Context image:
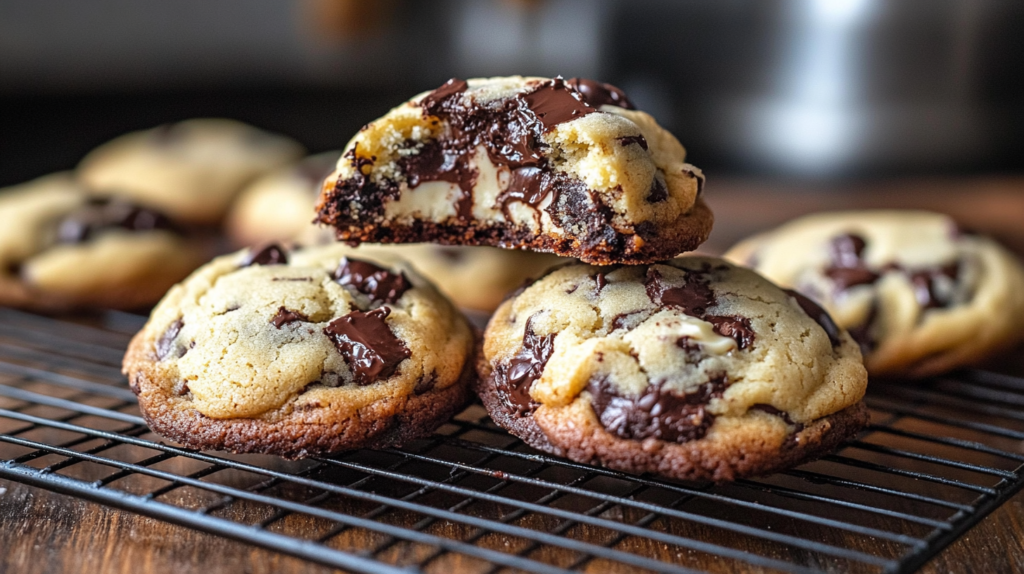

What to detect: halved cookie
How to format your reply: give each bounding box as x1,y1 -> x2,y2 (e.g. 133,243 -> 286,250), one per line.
123,243 -> 475,458
476,257 -> 868,482
315,76 -> 711,265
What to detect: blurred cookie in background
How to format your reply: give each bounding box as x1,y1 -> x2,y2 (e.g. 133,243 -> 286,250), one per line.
725,210 -> 1024,377
0,173 -> 209,311
79,119 -> 304,225
226,151 -> 340,247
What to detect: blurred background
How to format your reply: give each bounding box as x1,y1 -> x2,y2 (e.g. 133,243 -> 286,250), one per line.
2,0 -> 1024,248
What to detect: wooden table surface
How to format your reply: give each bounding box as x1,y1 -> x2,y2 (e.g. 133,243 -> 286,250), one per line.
3,177 -> 1024,573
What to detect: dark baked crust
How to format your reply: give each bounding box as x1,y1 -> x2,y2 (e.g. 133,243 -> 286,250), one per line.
316,197 -> 714,266
474,356 -> 869,482
124,329 -> 475,459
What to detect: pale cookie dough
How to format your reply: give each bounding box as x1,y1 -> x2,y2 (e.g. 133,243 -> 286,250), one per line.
476,257 -> 869,482
0,173 -> 207,311
226,151 -> 341,247
226,151 -> 568,312
725,210 -> 1024,377
123,242 -> 475,458
79,119 -> 304,225
315,76 -> 712,265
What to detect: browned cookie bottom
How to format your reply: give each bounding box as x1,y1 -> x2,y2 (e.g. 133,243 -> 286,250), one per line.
126,341 -> 474,459
474,358 -> 869,482
319,199 -> 714,266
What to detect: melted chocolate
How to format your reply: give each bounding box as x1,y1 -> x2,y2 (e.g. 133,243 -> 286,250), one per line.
414,371 -> 438,395
333,257 -> 411,304
645,177 -> 668,203
155,319 -> 184,361
644,266 -> 755,349
846,303 -> 878,355
565,78 -> 637,110
243,243 -> 288,266
323,307 -> 410,386
271,307 -> 308,329
824,233 -> 879,291
57,198 -> 176,244
587,374 -> 728,443
783,289 -> 842,347
616,135 -> 648,150
909,262 -> 960,309
750,404 -> 803,430
420,78 -> 468,110
493,315 -> 556,416
521,79 -> 595,129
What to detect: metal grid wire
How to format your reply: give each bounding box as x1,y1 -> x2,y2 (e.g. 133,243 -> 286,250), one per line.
1,307 -> 1024,573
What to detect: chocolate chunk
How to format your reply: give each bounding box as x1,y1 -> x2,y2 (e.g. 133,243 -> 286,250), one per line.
825,233 -> 879,291
645,176 -> 668,203
587,374 -> 728,443
243,243 -> 288,266
420,78 -> 469,111
333,257 -> 411,304
565,78 -> 637,110
56,198 -> 176,244
594,271 -> 611,293
611,310 -> 648,331
521,78 -> 595,130
909,262 -> 960,310
675,336 -> 704,362
414,371 -> 438,395
616,135 -> 648,150
846,303 -> 878,355
493,315 -> 556,417
645,266 -> 755,349
397,139 -> 478,220
324,307 -> 410,386
271,307 -> 308,329
155,318 -> 184,361
784,289 -> 842,347
750,404 -> 803,431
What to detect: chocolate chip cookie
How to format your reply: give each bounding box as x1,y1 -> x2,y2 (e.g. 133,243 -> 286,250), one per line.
79,119 -> 304,225
476,257 -> 869,482
315,76 -> 711,265
226,151 -> 341,247
725,210 -> 1024,377
0,173 -> 207,311
122,243 -> 476,458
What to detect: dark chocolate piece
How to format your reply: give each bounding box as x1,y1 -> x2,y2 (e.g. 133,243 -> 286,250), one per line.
824,233 -> 880,291
56,197 -> 176,244
909,262 -> 960,310
420,78 -> 468,111
750,404 -> 803,431
414,371 -> 438,395
646,176 -> 668,203
493,315 -> 556,417
587,374 -> 728,443
155,319 -> 184,361
784,289 -> 842,347
616,135 -> 648,150
333,257 -> 411,304
521,79 -> 595,130
271,307 -> 309,329
243,243 -> 288,266
323,307 -> 410,386
645,266 -> 755,350
565,77 -> 637,110
846,303 -> 878,355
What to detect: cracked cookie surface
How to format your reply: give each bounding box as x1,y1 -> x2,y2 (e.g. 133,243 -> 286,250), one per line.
725,211 -> 1024,377
315,76 -> 711,265
0,173 -> 207,311
79,118 -> 304,225
122,242 -> 475,457
476,257 -> 868,481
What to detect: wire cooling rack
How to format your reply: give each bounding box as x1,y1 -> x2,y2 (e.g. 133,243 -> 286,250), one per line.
1,307 -> 1023,574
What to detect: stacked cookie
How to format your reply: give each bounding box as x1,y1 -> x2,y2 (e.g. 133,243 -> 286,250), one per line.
0,119 -> 303,311
119,75 -> 878,483
308,76 -> 871,481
